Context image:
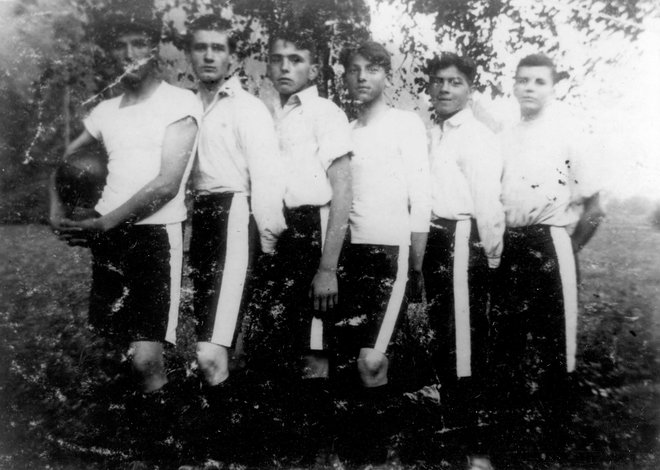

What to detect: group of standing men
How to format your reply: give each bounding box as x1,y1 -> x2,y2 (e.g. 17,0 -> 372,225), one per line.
50,11 -> 604,470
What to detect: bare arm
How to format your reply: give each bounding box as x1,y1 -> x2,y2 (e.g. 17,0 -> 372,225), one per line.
309,154 -> 352,313
61,117 -> 197,233
407,231 -> 428,303
571,193 -> 604,253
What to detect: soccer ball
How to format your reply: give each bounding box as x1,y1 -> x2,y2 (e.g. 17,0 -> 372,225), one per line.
55,146 -> 108,219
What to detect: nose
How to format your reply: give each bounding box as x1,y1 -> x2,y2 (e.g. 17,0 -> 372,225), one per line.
126,44 -> 137,61
281,58 -> 291,72
203,46 -> 214,62
357,70 -> 366,82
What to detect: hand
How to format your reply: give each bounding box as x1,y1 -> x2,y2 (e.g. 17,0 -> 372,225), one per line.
51,212 -> 90,247
56,217 -> 107,247
309,268 -> 338,314
406,269 -> 424,303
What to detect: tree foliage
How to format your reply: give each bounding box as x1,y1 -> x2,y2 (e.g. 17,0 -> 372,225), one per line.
0,0 -> 657,223
377,0 -> 656,98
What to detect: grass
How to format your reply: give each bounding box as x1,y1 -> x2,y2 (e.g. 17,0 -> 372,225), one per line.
0,206 -> 658,469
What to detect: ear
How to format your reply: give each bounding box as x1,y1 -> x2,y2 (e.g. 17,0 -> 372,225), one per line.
308,63 -> 320,82
227,52 -> 238,73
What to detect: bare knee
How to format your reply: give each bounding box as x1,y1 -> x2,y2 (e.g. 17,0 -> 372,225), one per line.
129,341 -> 167,392
196,342 -> 229,385
357,347 -> 389,388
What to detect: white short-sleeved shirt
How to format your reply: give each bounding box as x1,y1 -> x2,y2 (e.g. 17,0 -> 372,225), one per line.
84,81 -> 201,225
428,108 -> 505,262
500,103 -> 599,228
271,86 -> 352,208
194,76 -> 287,252
350,108 -> 431,246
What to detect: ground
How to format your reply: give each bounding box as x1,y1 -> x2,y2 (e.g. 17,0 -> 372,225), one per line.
0,205 -> 658,469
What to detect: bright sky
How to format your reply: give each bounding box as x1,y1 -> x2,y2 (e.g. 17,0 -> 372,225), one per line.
367,0 -> 660,200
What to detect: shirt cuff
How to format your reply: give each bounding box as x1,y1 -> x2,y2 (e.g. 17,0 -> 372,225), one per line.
487,256 -> 501,269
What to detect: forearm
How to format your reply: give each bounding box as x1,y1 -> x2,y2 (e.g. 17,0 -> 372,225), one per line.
571,194 -> 605,252
410,231 -> 428,272
49,172 -> 67,221
96,179 -> 178,230
319,189 -> 351,271
319,158 -> 352,271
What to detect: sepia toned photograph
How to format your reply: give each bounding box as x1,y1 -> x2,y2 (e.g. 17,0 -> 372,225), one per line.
1,0 -> 658,469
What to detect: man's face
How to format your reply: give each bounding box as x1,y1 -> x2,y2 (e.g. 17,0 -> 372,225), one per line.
268,39 -> 319,98
110,31 -> 156,83
189,29 -> 234,84
345,53 -> 387,105
513,66 -> 555,117
428,65 -> 472,118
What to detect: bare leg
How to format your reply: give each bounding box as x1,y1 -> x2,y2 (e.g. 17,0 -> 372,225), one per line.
129,340 -> 168,393
357,347 -> 389,388
196,341 -> 230,386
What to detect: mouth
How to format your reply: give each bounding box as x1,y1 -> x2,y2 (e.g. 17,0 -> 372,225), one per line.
277,78 -> 293,85
201,66 -> 217,72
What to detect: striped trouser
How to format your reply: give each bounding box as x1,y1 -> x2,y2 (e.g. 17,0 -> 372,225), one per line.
492,224 -> 578,383
190,192 -> 259,347
422,218 -> 490,379
90,222 -> 183,344
337,243 -> 409,355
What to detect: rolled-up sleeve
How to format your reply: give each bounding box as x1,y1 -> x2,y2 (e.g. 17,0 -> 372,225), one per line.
316,103 -> 353,171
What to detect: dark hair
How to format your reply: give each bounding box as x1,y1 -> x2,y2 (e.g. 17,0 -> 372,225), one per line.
94,13 -> 162,49
426,52 -> 477,85
341,41 -> 391,73
186,15 -> 237,54
516,54 -> 558,83
268,27 -> 319,64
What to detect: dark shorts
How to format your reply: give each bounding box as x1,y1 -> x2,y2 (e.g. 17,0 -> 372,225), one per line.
266,205 -> 330,354
89,222 -> 183,344
336,243 -> 409,355
422,218 -> 490,380
190,193 -> 259,347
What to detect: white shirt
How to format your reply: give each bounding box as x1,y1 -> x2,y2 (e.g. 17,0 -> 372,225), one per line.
84,81 -> 201,225
350,108 -> 431,246
500,103 -> 599,228
194,76 -> 287,252
429,108 -> 505,263
271,86 -> 352,208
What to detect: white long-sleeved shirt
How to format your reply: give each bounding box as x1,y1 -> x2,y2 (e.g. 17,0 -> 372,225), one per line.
271,86 -> 353,209
194,76 -> 287,253
350,108 -> 431,246
500,103 -> 599,228
428,108 -> 505,264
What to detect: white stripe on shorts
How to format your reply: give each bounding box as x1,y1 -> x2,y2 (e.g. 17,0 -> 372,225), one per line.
453,219 -> 472,377
310,204 -> 330,351
550,226 -> 578,373
373,244 -> 409,354
165,223 -> 183,345
211,195 -> 251,347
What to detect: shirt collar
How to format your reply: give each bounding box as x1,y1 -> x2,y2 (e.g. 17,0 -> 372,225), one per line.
284,85 -> 318,107
215,75 -> 242,99
443,107 -> 473,129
